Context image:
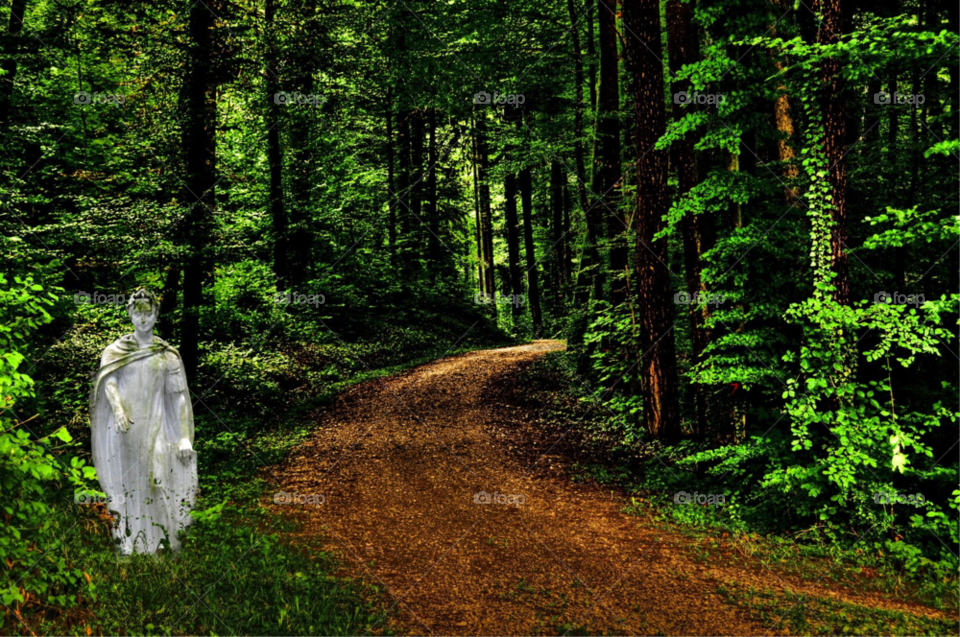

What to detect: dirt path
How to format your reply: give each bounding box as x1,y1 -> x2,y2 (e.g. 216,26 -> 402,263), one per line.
263,341 -> 944,636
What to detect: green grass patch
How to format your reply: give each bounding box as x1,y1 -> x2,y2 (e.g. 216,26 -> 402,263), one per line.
716,580 -> 959,636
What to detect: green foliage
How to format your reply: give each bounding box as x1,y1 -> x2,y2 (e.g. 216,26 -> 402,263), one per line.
0,274 -> 97,608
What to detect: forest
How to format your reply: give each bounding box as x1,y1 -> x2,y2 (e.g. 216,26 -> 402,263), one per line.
1,0 -> 958,634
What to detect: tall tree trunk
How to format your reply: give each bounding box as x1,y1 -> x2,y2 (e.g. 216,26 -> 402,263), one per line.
816,0 -> 850,305
180,0 -> 219,377
287,0 -> 316,283
550,160 -> 564,309
768,0 -> 799,203
471,112 -> 484,294
159,266 -> 181,340
475,109 -> 496,320
947,1 -> 959,138
622,0 -> 681,442
667,0 -> 712,437
0,0 -> 27,129
265,0 -> 287,285
520,164 -> 542,330
563,182 -> 572,286
566,0 -> 591,217
594,0 -> 624,304
504,170 -> 523,319
410,108 -> 425,264
427,107 -> 440,264
386,95 -> 397,263
397,108 -> 412,272
585,0 -> 597,111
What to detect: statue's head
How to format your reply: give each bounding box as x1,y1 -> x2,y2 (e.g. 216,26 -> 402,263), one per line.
126,287 -> 159,332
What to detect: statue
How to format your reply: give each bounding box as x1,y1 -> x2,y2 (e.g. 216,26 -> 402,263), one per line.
89,288 -> 198,554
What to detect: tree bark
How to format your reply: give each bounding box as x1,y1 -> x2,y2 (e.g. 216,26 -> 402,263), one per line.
667,0 -> 712,437
594,0 -> 625,304
471,111 -> 484,294
816,0 -> 851,305
475,109 -> 496,319
265,0 -> 287,285
504,170 -> 523,319
566,0 -> 591,223
427,107 -> 440,264
386,92 -> 397,264
622,0 -> 681,443
520,164 -> 542,330
180,0 -> 219,377
550,160 -> 564,308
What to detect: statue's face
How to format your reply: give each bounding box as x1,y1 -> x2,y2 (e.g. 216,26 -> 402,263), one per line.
129,304 -> 158,332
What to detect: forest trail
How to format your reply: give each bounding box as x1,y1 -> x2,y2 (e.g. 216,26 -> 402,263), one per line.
265,341 -> 943,636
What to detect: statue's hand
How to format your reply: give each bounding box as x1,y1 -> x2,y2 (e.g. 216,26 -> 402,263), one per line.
177,438 -> 194,463
114,408 -> 132,433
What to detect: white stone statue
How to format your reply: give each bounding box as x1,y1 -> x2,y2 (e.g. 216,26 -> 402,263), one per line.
89,288 -> 198,554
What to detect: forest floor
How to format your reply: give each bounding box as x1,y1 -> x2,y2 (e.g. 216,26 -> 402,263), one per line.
264,340 -> 956,636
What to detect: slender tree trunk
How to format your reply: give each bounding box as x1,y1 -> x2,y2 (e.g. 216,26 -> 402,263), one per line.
471,112 -> 484,294
520,164 -> 542,330
948,1 -> 959,138
768,0 -> 799,203
410,108 -> 425,261
180,0 -> 218,377
159,266 -> 181,340
622,0 -> 681,443
386,106 -> 397,265
265,0 -> 287,285
585,0 -> 597,111
550,160 -> 564,309
594,0 -> 624,304
667,0 -> 711,437
397,108 -> 412,270
287,0 -> 316,283
816,0 -> 850,305
427,108 -> 440,264
563,182 -> 572,286
475,110 -> 496,320
0,0 -> 27,129
566,0 -> 591,214
504,169 -> 523,319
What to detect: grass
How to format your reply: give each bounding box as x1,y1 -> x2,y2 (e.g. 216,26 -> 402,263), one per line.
716,580 -> 959,636
5,504 -> 385,636
621,496 -> 958,615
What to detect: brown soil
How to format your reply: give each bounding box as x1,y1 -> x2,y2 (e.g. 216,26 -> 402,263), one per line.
263,340 -> 952,636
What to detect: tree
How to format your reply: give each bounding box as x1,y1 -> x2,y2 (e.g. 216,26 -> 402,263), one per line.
622,0 -> 681,442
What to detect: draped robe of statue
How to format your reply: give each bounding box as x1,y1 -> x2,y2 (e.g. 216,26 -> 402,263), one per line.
90,334 -> 198,554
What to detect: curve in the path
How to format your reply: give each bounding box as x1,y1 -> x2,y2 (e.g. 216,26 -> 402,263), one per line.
267,340 -> 776,636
